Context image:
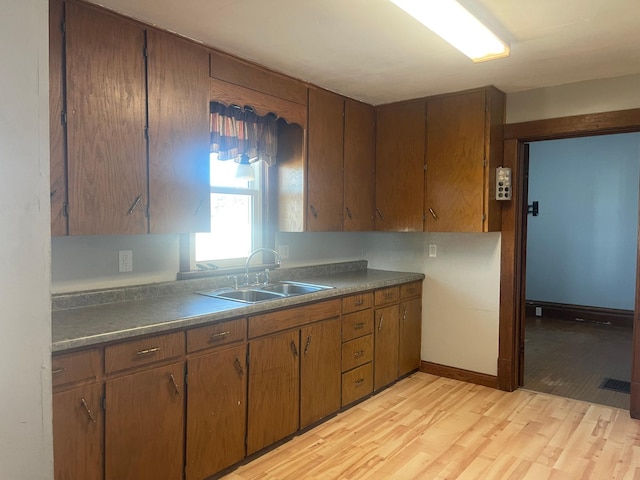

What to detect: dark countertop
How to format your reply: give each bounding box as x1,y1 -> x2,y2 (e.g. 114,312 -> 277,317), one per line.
52,268 -> 424,353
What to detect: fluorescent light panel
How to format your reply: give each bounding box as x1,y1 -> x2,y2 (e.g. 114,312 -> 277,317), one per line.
390,0 -> 510,62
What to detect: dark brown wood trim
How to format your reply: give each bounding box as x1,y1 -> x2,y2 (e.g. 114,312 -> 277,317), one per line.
525,301 -> 634,329
420,361 -> 497,389
504,108 -> 640,141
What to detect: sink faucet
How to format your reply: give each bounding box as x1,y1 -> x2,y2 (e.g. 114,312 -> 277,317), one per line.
244,248 -> 282,286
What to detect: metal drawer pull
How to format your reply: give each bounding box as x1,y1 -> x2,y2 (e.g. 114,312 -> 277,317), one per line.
136,347 -> 160,356
376,208 -> 384,220
234,357 -> 244,377
384,292 -> 393,298
354,300 -> 364,306
210,331 -> 230,340
291,341 -> 298,358
310,204 -> 318,218
346,207 -> 352,219
52,368 -> 66,375
127,194 -> 142,215
429,207 -> 439,220
378,315 -> 384,331
80,398 -> 97,424
354,322 -> 365,330
354,350 -> 365,358
169,374 -> 182,397
354,378 -> 365,385
304,335 -> 312,355
403,307 -> 407,321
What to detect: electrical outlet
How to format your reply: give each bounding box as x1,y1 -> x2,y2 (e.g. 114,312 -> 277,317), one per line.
428,244 -> 437,258
119,250 -> 133,273
535,306 -> 542,317
279,245 -> 289,259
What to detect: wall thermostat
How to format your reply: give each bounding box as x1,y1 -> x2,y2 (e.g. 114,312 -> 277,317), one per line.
496,167 -> 512,200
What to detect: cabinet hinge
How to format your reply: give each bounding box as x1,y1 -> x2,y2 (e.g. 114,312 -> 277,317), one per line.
144,125 -> 149,140
483,157 -> 487,168
60,111 -> 67,127
184,371 -> 188,386
62,202 -> 69,218
102,396 -> 106,411
143,46 -> 148,58
482,213 -> 486,222
60,20 -> 65,34
145,204 -> 150,219
246,350 -> 250,368
424,163 -> 427,172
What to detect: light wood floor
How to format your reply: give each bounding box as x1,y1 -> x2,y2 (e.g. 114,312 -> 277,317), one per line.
221,372 -> 640,480
524,317 -> 632,409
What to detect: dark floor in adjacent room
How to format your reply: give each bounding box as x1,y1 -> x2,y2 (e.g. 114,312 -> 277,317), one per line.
524,316 -> 632,409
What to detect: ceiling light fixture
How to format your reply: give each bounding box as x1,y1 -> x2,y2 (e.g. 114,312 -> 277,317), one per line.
235,154 -> 255,181
389,0 -> 510,62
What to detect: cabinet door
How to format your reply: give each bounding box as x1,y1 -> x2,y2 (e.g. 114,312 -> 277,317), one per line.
374,304 -> 400,390
344,99 -> 375,231
307,88 -> 344,231
49,0 -> 67,236
247,330 -> 299,455
300,317 -> 341,428
105,362 -> 184,480
53,384 -> 103,480
186,345 -> 247,480
399,297 -> 422,377
147,30 -> 211,234
375,101 -> 425,231
425,91 -> 486,232
65,2 -> 147,235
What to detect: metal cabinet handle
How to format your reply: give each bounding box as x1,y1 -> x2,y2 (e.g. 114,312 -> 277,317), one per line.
210,331 -> 230,341
354,299 -> 364,307
309,204 -> 318,218
169,374 -> 182,397
354,322 -> 365,330
50,189 -> 57,199
353,350 -> 365,358
127,194 -> 142,215
346,206 -> 352,219
234,357 -> 244,377
376,208 -> 384,220
378,314 -> 384,331
291,341 -> 298,358
52,368 -> 66,375
304,335 -> 312,355
136,347 -> 160,356
403,307 -> 407,321
428,207 -> 438,220
354,378 -> 365,385
80,398 -> 97,424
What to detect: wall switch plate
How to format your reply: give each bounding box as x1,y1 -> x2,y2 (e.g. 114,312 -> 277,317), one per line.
428,244 -> 437,258
535,306 -> 542,317
119,250 -> 133,272
278,245 -> 289,259
496,167 -> 512,200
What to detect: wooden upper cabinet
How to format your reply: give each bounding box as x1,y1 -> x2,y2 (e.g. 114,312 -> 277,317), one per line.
49,0 -> 67,237
147,30 -> 211,234
375,101 -> 426,232
65,2 -> 147,235
307,88 -> 345,231
425,87 -> 505,232
344,99 -> 375,231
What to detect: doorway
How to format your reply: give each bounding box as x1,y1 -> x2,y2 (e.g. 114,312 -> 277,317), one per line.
522,134 -> 640,409
496,108 -> 640,417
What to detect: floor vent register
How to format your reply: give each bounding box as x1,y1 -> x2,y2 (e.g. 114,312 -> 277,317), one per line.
600,378 -> 631,394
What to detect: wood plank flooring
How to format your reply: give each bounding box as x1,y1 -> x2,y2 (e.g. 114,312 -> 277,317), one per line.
221,373 -> 640,480
524,317 -> 632,409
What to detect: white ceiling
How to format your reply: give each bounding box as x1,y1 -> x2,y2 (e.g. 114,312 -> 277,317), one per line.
91,0 -> 640,105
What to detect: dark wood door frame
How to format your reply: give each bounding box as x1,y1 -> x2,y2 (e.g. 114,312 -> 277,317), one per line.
497,107 -> 640,417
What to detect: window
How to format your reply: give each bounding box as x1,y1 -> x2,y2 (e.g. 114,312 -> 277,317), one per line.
193,153 -> 264,269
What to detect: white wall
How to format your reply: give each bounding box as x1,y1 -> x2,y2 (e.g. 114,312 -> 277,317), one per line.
526,134 -> 640,310
0,0 -> 53,479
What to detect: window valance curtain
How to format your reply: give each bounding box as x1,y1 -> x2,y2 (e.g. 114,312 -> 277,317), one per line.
210,101 -> 278,166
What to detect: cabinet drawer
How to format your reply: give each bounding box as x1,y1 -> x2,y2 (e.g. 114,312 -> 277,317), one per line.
187,318 -> 246,353
375,286 -> 400,306
401,281 -> 422,299
105,331 -> 184,375
249,299 -> 340,338
342,310 -> 373,342
52,348 -> 101,388
342,335 -> 373,372
341,363 -> 373,407
342,292 -> 373,314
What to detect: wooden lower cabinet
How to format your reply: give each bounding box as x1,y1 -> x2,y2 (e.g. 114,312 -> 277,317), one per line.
105,362 -> 185,480
374,304 -> 400,390
300,317 -> 341,428
399,297 -> 422,377
247,330 -> 300,455
186,345 -> 247,480
53,383 -> 103,480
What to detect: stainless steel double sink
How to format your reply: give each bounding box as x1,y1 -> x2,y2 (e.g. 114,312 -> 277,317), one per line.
196,281 -> 334,304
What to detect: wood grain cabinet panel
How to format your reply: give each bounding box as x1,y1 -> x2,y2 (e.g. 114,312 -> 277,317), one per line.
53,383 -> 103,480
52,348 -> 101,388
104,331 -> 184,375
399,296 -> 422,377
342,292 -> 373,314
147,29 -> 211,234
342,363 -> 373,407
374,304 -> 400,390
186,318 -> 246,353
105,362 -> 185,480
425,87 -> 505,232
342,334 -> 374,372
342,309 -> 374,342
300,317 -> 341,428
65,2 -> 147,235
186,344 -> 247,480
307,87 -> 345,231
375,101 -> 426,232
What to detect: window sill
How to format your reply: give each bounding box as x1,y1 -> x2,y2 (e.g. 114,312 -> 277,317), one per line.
177,264 -> 280,281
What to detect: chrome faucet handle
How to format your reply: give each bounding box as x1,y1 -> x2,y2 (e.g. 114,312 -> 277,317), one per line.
228,275 -> 239,289
264,268 -> 270,285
